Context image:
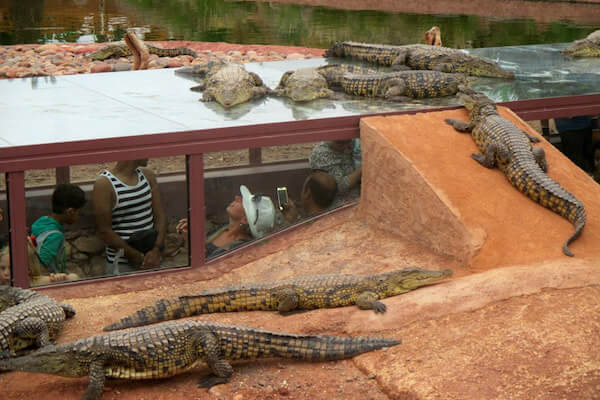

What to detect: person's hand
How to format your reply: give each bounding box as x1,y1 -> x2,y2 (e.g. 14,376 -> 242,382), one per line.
176,218 -> 188,234
141,247 -> 161,268
281,199 -> 299,223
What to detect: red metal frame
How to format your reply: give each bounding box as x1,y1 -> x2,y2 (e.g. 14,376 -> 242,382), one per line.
3,93 -> 599,289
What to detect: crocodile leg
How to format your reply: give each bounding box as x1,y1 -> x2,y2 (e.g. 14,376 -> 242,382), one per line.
390,50 -> 410,70
523,131 -> 541,143
356,291 -> 387,313
13,317 -> 51,347
275,288 -> 299,312
382,78 -> 412,102
60,303 -> 76,318
533,147 -> 548,172
445,118 -> 474,133
197,329 -> 234,389
249,71 -> 264,86
190,81 -> 206,92
83,360 -> 106,400
471,142 -> 507,169
201,89 -> 216,102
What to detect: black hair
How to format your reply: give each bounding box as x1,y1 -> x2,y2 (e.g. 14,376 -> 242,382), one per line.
52,184 -> 86,214
306,172 -> 337,208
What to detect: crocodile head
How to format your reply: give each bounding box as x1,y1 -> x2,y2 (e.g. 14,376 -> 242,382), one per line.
323,42 -> 345,58
0,285 -> 20,311
0,344 -> 86,377
276,68 -> 331,102
561,38 -> 600,57
456,86 -> 497,119
376,267 -> 453,296
464,58 -> 514,79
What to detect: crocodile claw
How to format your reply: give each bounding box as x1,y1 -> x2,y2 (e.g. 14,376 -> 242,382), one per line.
198,374 -> 230,389
373,301 -> 387,313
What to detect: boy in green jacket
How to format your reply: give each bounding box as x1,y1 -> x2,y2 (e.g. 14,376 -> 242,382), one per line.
31,183 -> 86,274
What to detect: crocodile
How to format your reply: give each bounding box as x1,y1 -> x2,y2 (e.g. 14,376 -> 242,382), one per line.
104,267 -> 452,331
87,42 -> 198,61
324,41 -> 514,79
337,70 -> 468,101
562,29 -> 600,57
0,285 -> 75,358
0,320 -> 401,399
176,61 -> 271,108
273,64 -> 377,102
445,86 -> 586,256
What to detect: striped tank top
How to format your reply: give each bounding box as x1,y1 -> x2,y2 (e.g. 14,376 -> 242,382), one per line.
101,168 -> 154,266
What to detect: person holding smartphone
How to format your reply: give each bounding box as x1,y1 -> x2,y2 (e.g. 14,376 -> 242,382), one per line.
280,171 -> 337,223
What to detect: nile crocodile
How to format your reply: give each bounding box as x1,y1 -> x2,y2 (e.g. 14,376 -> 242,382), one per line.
0,285 -> 75,358
445,86 -> 586,256
325,41 -> 514,79
176,61 -> 271,108
562,29 -> 600,57
337,70 -> 468,101
87,42 -> 198,61
104,267 -> 452,331
274,64 -> 377,102
0,320 -> 401,399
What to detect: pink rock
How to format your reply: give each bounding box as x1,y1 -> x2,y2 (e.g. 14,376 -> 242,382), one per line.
90,62 -> 112,73
285,53 -> 305,60
167,59 -> 183,68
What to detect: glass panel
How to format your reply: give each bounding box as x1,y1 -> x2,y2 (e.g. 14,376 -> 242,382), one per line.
205,150 -> 249,170
24,158 -> 188,286
203,142 -> 361,260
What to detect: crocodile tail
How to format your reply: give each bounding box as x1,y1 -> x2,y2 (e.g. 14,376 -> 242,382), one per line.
255,330 -> 401,361
563,204 -> 586,257
103,287 -> 275,331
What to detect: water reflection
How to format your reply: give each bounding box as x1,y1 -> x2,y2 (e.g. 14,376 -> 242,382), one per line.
1,0 -> 598,48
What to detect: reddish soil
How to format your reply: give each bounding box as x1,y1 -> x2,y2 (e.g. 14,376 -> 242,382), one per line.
1,42 -> 599,400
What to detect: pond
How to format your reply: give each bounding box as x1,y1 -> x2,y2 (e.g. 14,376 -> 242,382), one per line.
1,0 -> 599,48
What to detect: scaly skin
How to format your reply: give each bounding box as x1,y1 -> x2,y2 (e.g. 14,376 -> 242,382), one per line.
339,70 -> 468,100
104,267 -> 452,331
562,30 -> 600,57
0,285 -> 75,358
176,61 -> 271,108
274,64 -> 377,101
0,320 -> 401,399
325,41 -> 514,79
87,42 -> 198,60
445,87 -> 586,256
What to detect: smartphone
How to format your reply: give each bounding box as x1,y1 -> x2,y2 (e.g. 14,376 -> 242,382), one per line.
276,187 -> 288,211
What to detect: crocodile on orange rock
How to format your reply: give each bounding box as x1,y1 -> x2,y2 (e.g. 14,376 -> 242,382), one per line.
445,86 -> 586,256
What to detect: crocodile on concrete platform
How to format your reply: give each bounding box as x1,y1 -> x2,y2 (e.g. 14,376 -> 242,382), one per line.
337,70 -> 468,101
273,64 -> 377,102
445,86 -> 586,256
175,61 -> 271,108
104,267 -> 452,331
562,29 -> 600,57
0,320 -> 401,399
324,41 -> 514,79
0,285 -> 75,358
87,42 -> 198,61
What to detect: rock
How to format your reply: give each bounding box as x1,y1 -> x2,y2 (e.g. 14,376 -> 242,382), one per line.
285,53 -> 305,60
278,386 -> 290,396
233,394 -> 244,400
89,255 -> 107,277
72,235 -> 105,254
148,58 -> 169,69
167,58 -> 183,68
90,62 -> 112,73
113,62 -> 133,72
35,44 -> 58,53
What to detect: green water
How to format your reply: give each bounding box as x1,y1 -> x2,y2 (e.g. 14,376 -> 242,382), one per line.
1,0 -> 598,48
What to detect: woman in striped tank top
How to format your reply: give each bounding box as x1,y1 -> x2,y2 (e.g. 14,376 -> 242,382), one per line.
92,159 -> 167,275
